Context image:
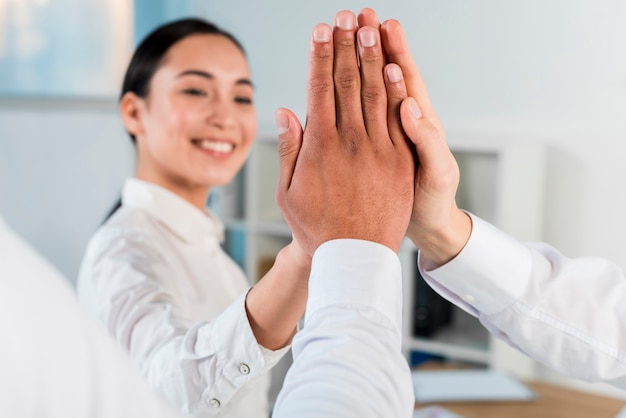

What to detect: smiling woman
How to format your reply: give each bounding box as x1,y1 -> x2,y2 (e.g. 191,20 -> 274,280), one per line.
76,18 -> 311,418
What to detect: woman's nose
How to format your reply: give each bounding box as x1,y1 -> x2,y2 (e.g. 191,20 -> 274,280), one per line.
206,97 -> 236,128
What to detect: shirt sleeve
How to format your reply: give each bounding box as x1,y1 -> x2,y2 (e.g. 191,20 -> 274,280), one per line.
419,212 -> 626,388
0,218 -> 183,418
77,229 -> 288,415
273,239 -> 415,418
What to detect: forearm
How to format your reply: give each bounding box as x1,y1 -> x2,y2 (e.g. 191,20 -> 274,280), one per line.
420,213 -> 626,386
245,242 -> 311,350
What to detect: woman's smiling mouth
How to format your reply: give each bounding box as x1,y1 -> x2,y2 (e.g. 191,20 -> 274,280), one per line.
192,139 -> 235,154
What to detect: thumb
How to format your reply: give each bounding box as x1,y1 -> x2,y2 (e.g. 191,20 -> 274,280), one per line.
275,108 -> 303,194
399,97 -> 423,147
400,97 -> 460,198
400,97 -> 447,167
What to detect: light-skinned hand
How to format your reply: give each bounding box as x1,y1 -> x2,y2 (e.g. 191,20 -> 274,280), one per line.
358,8 -> 472,266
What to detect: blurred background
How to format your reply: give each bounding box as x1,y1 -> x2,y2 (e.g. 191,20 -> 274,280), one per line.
2,0 -> 626,285
2,0 -> 626,401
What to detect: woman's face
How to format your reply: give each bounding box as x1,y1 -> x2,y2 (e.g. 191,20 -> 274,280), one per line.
127,34 -> 257,202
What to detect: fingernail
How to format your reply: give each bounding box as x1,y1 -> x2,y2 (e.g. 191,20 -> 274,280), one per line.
275,111 -> 290,135
312,24 -> 331,43
358,27 -> 376,48
386,65 -> 402,83
409,98 -> 422,119
335,11 -> 355,30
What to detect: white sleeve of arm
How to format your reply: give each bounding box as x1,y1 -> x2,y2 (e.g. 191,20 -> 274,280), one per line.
79,233 -> 288,415
0,218 -> 182,418
419,212 -> 626,388
273,239 -> 414,418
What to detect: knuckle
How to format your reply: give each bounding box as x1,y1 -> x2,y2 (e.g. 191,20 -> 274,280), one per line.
361,86 -> 385,106
340,126 -> 360,154
387,84 -> 406,102
360,50 -> 381,65
307,77 -> 333,96
277,137 -> 295,159
335,71 -> 359,91
336,36 -> 355,49
312,42 -> 332,61
423,121 -> 443,140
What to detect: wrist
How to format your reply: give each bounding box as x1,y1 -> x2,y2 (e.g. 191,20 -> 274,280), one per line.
276,241 -> 312,277
408,209 -> 472,267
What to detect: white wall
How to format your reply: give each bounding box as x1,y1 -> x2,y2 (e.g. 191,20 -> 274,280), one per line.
0,100 -> 134,283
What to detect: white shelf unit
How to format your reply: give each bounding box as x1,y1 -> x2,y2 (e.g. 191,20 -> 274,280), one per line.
243,134 -> 292,283
209,133 -> 292,283
213,131 -> 547,381
401,133 -> 547,380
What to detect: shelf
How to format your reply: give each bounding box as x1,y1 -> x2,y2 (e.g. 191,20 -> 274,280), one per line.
403,338 -> 490,365
248,140 -> 284,223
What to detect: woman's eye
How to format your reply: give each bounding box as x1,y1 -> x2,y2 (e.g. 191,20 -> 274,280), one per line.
182,88 -> 206,97
235,96 -> 253,105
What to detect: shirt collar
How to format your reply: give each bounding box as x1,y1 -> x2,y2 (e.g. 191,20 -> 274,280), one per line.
122,178 -> 225,243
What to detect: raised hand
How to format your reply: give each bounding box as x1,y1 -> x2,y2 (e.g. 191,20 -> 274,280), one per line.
275,10 -> 415,256
358,8 -> 472,265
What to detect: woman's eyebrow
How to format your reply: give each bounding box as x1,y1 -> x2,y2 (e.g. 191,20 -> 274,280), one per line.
177,70 -> 254,89
177,69 -> 214,80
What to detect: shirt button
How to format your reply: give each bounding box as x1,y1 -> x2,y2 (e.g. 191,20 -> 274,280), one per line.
462,294 -> 475,303
208,398 -> 221,408
239,363 -> 250,375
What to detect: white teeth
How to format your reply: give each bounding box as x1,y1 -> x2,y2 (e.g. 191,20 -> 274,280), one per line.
198,140 -> 234,153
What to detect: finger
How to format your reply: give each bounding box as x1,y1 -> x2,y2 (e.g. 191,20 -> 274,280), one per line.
357,26 -> 387,139
381,19 -> 436,117
306,23 -> 335,130
275,108 -> 304,194
357,7 -> 381,29
358,8 -> 387,65
332,10 -> 363,132
383,63 -> 409,147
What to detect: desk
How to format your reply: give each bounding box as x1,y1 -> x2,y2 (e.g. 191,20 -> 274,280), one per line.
414,362 -> 626,418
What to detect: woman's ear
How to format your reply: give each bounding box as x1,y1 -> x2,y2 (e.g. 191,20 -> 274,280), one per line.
120,92 -> 145,138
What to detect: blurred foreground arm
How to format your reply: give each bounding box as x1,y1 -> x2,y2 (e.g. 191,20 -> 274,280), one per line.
0,216 -> 182,418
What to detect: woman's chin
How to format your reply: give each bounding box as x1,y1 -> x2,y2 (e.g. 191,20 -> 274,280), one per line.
200,174 -> 236,189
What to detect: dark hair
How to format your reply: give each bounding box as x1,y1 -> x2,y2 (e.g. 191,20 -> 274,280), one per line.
104,18 -> 245,223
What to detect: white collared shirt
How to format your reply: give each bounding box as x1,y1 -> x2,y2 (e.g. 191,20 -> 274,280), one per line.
77,178 -> 289,417
420,212 -> 626,388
